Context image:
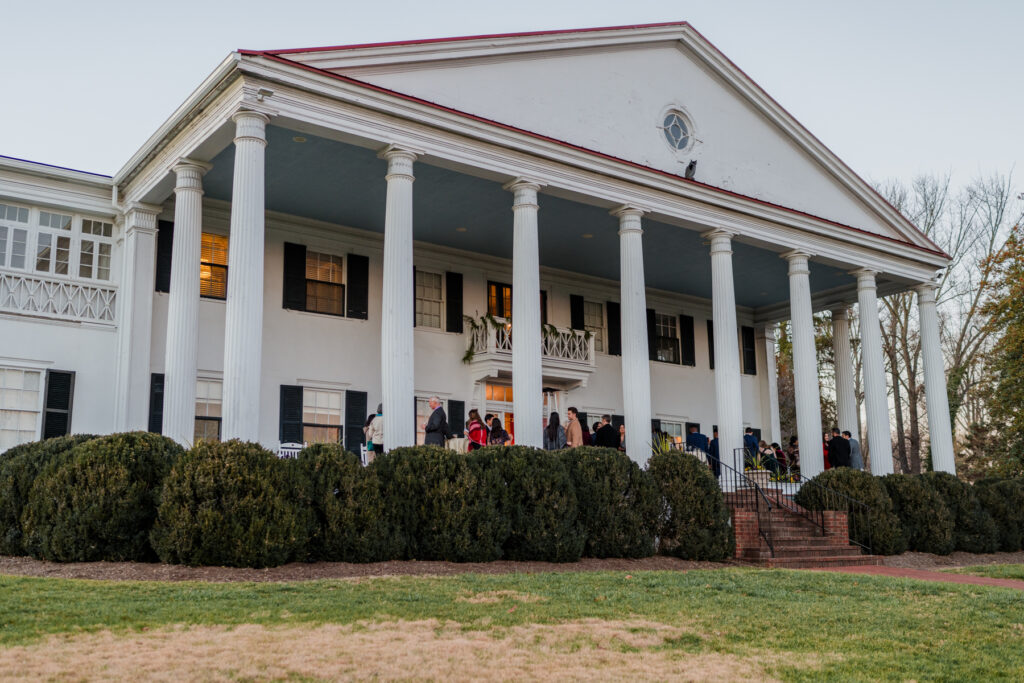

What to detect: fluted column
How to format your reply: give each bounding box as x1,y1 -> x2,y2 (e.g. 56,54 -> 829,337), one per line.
504,178 -> 544,448
221,111 -> 269,442
831,308 -> 859,437
614,206 -> 652,464
380,145 -> 419,450
114,202 -> 161,431
854,269 -> 893,475
758,324 -> 782,446
164,160 -> 210,446
705,230 -> 744,475
784,251 -> 824,477
916,282 -> 956,474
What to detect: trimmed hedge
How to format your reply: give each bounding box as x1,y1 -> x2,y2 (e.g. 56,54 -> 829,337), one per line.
150,440 -> 307,568
880,474 -> 955,555
20,432 -> 181,562
920,472 -> 999,554
558,447 -> 658,558
293,443 -> 398,562
794,468 -> 905,555
0,434 -> 97,556
974,478 -> 1024,552
372,446 -> 507,562
647,450 -> 734,561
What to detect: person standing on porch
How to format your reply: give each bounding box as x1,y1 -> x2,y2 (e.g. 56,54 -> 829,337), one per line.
544,412 -> 567,450
708,428 -> 721,477
565,407 -> 583,448
686,424 -> 709,453
422,396 -> 449,446
828,428 -> 851,468
364,404 -> 383,460
743,428 -> 759,464
594,415 -> 619,448
488,416 -> 511,446
466,409 -> 487,451
843,430 -> 864,470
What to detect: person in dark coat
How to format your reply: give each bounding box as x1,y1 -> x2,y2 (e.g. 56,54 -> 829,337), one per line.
422,396 -> 449,446
743,428 -> 759,465
827,427 -> 851,468
707,428 -> 721,478
686,424 -> 709,453
593,415 -> 620,449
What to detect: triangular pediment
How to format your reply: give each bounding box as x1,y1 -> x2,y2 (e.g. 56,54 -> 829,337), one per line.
262,24 -> 937,251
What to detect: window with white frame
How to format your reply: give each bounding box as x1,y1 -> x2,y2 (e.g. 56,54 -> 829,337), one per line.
0,203 -> 30,269
34,211 -> 72,276
0,202 -> 117,283
661,421 -> 685,446
584,301 -> 604,352
0,368 -> 42,451
415,270 -> 443,328
200,233 -> 229,299
305,250 -> 344,316
654,313 -> 680,364
194,379 -> 222,443
302,388 -> 343,444
79,219 -> 113,281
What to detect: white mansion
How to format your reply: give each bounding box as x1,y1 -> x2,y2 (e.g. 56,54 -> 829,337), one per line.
0,22 -> 955,477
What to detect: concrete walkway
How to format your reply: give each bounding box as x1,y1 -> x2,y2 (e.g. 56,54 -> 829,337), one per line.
811,564 -> 1024,590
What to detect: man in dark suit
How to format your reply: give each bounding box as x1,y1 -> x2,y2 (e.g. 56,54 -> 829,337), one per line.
827,427 -> 851,467
707,428 -> 721,478
422,396 -> 449,446
593,415 -> 620,449
743,428 -> 759,465
685,424 -> 709,453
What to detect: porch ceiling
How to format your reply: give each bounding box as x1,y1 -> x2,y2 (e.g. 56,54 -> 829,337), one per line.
201,125 -> 863,312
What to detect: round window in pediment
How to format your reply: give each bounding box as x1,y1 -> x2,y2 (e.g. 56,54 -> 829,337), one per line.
661,110 -> 692,151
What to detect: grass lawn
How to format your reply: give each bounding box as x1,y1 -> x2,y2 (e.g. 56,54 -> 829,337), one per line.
949,564 -> 1024,581
2,568 -> 1023,681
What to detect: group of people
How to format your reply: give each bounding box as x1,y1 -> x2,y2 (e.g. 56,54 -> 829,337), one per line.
822,428 -> 863,470
469,407 -> 627,452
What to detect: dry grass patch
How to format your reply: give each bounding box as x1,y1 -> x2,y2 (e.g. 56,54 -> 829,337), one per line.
456,589 -> 546,604
0,619 -> 794,682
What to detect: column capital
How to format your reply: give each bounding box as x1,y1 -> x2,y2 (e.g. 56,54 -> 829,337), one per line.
380,144 -> 422,181
124,202 -> 162,235
701,229 -> 734,253
782,249 -> 812,273
172,159 -> 212,192
502,176 -> 545,192
377,143 -> 424,161
504,177 -> 544,210
850,268 -> 878,290
831,307 -> 850,321
230,110 -> 270,144
610,204 -> 648,219
914,281 -> 939,304
612,205 -> 645,235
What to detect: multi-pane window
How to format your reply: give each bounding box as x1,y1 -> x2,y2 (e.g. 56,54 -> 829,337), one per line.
305,250 -> 344,316
0,368 -> 42,451
584,301 -> 605,352
34,211 -> 72,276
79,220 -> 113,281
194,379 -> 222,443
0,203 -> 29,269
485,384 -> 513,403
415,270 -> 443,328
487,281 -> 512,318
200,233 -> 229,299
654,313 -> 680,364
302,388 -> 342,444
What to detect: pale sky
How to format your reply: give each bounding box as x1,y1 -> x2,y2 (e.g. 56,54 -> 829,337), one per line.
1,0 -> 1020,187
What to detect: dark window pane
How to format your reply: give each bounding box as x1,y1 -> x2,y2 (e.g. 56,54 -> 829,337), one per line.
306,281 -> 344,315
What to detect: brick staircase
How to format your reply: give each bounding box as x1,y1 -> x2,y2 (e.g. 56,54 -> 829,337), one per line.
727,490 -> 882,569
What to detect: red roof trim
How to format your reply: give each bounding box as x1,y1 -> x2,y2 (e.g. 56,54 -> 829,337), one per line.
244,49 -> 948,259
240,21 -> 691,56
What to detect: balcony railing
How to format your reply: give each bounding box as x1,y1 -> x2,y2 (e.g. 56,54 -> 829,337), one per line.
469,318 -> 595,366
0,270 -> 117,324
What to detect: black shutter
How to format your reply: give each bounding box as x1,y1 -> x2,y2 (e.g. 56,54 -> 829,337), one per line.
41,370 -> 74,439
611,414 -> 625,428
679,315 -> 696,366
448,400 -> 465,438
569,294 -> 585,330
707,320 -> 715,370
344,390 -> 368,453
646,308 -> 657,361
577,411 -> 588,429
155,220 -> 173,293
412,267 -> 417,327
540,290 -> 548,326
651,418 -> 661,434
148,373 -> 165,434
742,325 -> 757,375
279,385 -> 303,443
346,253 -> 369,320
282,242 -> 307,311
445,271 -> 463,333
606,301 -> 621,356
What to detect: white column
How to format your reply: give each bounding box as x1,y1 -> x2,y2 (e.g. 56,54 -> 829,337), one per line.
379,145 -> 419,451
916,282 -> 956,474
614,206 -> 652,464
163,160 -> 210,446
221,111 -> 269,442
504,178 -> 545,448
854,269 -> 893,475
757,324 -> 782,446
114,202 -> 161,431
784,251 -> 824,477
705,230 -> 745,474
831,308 -> 859,435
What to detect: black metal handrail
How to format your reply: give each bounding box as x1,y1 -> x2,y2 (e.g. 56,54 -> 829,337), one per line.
774,472 -> 873,554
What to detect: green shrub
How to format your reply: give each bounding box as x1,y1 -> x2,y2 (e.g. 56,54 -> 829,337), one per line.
647,450 -> 734,561
293,443 -> 398,562
793,468 -> 905,555
881,474 -> 955,555
920,472 -> 999,553
150,440 -> 307,568
0,434 -> 97,556
20,432 -> 181,562
557,447 -> 657,558
478,446 -> 583,562
372,446 -> 507,562
974,478 -> 1024,552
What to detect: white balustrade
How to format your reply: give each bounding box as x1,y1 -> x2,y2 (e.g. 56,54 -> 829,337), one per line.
468,318 -> 595,366
0,270 -> 117,324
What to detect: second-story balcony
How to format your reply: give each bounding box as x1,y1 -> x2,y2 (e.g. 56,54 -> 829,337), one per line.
465,316 -> 597,388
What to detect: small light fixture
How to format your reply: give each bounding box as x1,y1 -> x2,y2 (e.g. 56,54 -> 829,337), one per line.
581,233 -> 593,239
455,227 -> 468,232
292,136 -> 307,143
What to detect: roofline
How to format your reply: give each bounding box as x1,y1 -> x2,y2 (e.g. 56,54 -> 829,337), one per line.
246,51 -> 949,260
241,21 -> 692,56
0,154 -> 112,186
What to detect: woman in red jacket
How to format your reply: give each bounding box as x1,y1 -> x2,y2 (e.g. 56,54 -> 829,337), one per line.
466,409 -> 488,450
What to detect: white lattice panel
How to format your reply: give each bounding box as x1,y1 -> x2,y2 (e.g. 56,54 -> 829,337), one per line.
0,271 -> 117,324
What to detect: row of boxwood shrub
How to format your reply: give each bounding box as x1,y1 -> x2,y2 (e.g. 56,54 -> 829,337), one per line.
0,435 -> 734,568
794,468 -> 1024,556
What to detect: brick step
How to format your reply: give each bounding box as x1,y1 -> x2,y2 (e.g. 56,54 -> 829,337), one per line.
771,538 -> 855,549
762,555 -> 883,569
744,545 -> 864,560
